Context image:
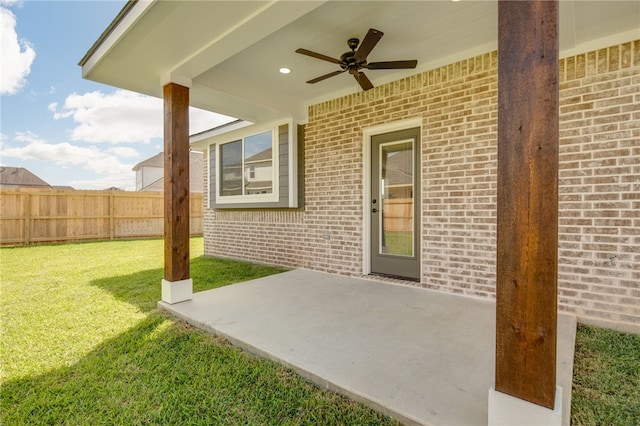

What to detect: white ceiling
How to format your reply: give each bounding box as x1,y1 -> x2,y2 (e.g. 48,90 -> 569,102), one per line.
81,0 -> 640,125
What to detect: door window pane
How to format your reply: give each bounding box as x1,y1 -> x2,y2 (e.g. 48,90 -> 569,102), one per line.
380,141 -> 414,257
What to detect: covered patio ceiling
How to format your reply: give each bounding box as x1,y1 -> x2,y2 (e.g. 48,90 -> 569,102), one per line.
80,0 -> 639,125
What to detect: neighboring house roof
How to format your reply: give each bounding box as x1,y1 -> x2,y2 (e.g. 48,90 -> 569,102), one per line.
384,150 -> 413,186
138,178 -> 163,192
0,167 -> 51,188
245,147 -> 272,164
135,151 -> 204,193
132,152 -> 164,171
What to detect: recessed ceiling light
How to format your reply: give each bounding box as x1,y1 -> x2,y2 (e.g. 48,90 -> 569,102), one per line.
279,67 -> 291,74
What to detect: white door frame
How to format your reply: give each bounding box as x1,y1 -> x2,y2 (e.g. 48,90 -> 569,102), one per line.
362,117 -> 423,276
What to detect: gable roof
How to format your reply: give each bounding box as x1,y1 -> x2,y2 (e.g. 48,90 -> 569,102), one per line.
134,151 -> 204,192
0,167 -> 51,188
132,151 -> 202,171
385,150 -> 412,186
132,152 -> 164,171
245,147 -> 272,164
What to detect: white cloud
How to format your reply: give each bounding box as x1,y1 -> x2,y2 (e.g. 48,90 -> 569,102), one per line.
49,89 -> 236,144
1,6 -> 35,95
5,133 -> 103,164
68,175 -> 134,191
0,131 -> 136,189
50,90 -> 162,144
109,147 -> 139,158
14,130 -> 44,144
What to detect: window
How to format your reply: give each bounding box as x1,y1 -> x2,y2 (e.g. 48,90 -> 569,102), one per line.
243,132 -> 273,195
209,120 -> 300,208
219,130 -> 274,198
219,140 -> 242,196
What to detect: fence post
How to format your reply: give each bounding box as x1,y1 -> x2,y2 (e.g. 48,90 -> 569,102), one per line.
24,192 -> 31,245
1,189 -> 203,246
109,191 -> 115,240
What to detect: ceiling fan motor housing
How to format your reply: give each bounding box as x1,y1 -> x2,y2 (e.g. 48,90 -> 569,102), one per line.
341,38 -> 362,72
340,52 -> 363,72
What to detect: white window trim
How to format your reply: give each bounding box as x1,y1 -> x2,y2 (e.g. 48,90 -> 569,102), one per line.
206,119 -> 298,208
216,129 -> 279,205
287,121 -> 298,208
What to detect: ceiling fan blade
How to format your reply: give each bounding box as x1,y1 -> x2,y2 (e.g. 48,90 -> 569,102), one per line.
354,72 -> 374,91
366,60 -> 418,70
295,48 -> 342,65
307,69 -> 346,84
354,28 -> 384,62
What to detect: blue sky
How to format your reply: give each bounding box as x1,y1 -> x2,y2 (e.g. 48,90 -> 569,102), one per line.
1,0 -> 232,190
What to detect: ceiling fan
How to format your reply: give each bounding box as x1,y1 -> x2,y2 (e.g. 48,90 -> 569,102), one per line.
295,28 -> 418,91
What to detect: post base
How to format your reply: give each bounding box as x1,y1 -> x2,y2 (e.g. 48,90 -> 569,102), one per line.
161,278 -> 193,304
489,386 -> 562,426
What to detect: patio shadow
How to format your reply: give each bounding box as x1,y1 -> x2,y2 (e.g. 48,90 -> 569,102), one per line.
1,312 -> 395,425
89,255 -> 287,312
90,265 -> 163,312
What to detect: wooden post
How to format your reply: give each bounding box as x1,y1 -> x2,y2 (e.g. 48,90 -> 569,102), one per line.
109,191 -> 115,240
496,0 -> 559,409
163,83 -> 190,283
24,192 -> 30,245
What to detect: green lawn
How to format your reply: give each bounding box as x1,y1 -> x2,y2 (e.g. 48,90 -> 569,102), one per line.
1,238 -> 399,425
1,238 -> 638,425
382,231 -> 413,257
571,324 -> 640,425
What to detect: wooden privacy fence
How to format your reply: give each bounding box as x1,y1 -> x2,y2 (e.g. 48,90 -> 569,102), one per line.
0,189 -> 203,246
383,198 -> 413,232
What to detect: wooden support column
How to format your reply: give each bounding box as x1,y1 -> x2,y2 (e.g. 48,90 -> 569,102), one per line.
495,0 -> 559,410
162,82 -> 191,304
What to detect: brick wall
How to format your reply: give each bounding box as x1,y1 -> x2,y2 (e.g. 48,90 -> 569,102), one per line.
203,40 -> 640,331
557,42 -> 640,330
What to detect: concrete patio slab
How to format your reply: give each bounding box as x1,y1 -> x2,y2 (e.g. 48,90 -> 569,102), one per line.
159,269 -> 576,426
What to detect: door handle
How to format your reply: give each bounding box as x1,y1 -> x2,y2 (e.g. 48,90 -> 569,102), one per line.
372,208 -> 378,213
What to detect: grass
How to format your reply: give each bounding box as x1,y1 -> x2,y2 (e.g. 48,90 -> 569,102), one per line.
571,324 -> 640,425
1,238 -> 399,425
382,231 -> 413,257
2,239 -> 639,425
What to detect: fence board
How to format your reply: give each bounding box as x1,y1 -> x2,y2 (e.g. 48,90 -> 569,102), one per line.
383,198 -> 413,232
0,188 -> 203,246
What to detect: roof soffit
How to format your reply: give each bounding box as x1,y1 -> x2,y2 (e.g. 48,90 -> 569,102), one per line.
82,1 -> 640,126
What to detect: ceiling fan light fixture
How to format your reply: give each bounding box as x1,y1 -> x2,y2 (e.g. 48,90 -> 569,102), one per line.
279,67 -> 291,74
